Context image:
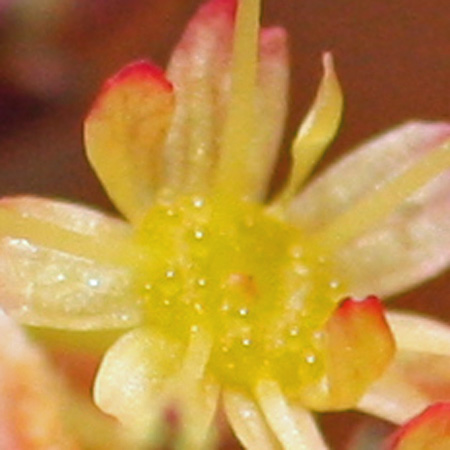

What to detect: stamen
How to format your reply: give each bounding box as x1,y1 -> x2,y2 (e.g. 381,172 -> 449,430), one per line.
275,53 -> 343,207
215,0 -> 261,199
255,379 -> 328,449
179,326 -> 213,382
311,140 -> 450,253
0,208 -> 137,267
223,389 -> 279,449
170,327 -> 217,449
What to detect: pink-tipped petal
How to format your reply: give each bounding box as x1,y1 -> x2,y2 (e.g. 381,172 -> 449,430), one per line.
250,26 -> 289,199
0,196 -> 141,330
163,0 -> 237,192
386,403 -> 450,449
85,61 -> 175,223
290,121 -> 450,298
336,165 -> 450,297
289,121 -> 450,229
164,0 -> 289,198
311,296 -> 395,410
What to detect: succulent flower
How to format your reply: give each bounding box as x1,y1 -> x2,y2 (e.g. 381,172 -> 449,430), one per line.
0,0 -> 450,448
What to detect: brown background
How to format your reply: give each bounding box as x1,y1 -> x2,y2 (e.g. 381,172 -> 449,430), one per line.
0,0 -> 449,447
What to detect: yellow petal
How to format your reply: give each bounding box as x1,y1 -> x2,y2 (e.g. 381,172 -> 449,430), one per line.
94,327 -> 183,444
164,0 -> 236,193
0,196 -> 141,330
275,53 -> 343,205
85,61 -> 175,223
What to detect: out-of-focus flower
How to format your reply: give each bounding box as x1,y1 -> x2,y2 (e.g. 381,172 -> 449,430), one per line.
0,0 -> 450,448
0,309 -> 77,448
0,308 -> 134,449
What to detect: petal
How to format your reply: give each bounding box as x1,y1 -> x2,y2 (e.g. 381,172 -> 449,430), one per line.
0,309 -> 77,448
392,352 -> 450,403
335,169 -> 450,297
387,311 -> 450,356
276,53 -> 343,204
85,61 -> 175,223
223,389 -> 280,450
0,195 -> 131,237
255,379 -> 329,449
292,121 -> 450,298
386,402 -> 450,449
306,296 -> 395,410
164,0 -> 289,198
169,327 -> 220,449
94,327 -> 183,443
358,365 -> 430,424
250,26 -> 289,199
0,196 -> 141,330
385,313 -> 450,400
289,121 -> 450,230
163,0 -> 237,192
94,326 -> 219,448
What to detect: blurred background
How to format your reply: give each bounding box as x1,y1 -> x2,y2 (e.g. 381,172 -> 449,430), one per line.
0,0 -> 449,448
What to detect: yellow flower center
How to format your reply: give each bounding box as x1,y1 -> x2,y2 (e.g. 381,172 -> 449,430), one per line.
133,195 -> 345,393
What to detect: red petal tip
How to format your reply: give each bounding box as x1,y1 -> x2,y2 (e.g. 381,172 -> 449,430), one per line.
103,60 -> 172,93
337,295 -> 385,317
199,0 -> 237,19
386,402 -> 450,449
87,60 -> 173,119
260,26 -> 288,57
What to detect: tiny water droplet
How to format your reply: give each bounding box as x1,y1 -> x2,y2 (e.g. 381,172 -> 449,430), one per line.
194,230 -> 204,240
194,303 -> 204,313
88,278 -> 100,287
239,308 -> 249,317
289,327 -> 300,337
330,280 -> 340,289
193,198 -> 204,208
166,270 -> 176,279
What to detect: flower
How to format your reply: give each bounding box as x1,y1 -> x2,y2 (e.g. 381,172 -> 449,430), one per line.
0,309 -> 78,448
0,0 -> 450,448
0,309 -> 134,449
